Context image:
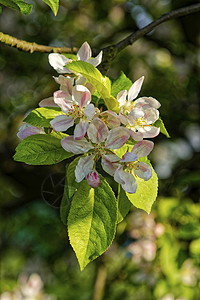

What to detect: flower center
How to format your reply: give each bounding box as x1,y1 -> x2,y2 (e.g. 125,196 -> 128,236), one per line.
67,104 -> 84,118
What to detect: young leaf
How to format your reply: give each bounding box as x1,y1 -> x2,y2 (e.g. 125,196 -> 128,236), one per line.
117,184 -> 132,223
60,163 -> 71,226
126,159 -> 158,214
111,71 -> 132,98
14,134 -> 74,165
154,117 -> 170,138
42,0 -> 59,16
24,107 -> 64,128
68,176 -> 117,270
0,0 -> 32,14
67,61 -> 119,112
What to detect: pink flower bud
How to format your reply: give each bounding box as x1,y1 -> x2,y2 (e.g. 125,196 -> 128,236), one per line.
86,171 -> 100,188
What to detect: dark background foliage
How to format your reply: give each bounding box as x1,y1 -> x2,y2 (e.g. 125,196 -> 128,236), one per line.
0,0 -> 200,299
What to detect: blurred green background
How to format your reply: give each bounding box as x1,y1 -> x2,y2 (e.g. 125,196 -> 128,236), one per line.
0,0 -> 200,299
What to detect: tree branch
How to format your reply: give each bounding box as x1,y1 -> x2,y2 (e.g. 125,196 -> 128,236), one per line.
0,3 -> 200,69
0,32 -> 78,54
99,3 -> 200,73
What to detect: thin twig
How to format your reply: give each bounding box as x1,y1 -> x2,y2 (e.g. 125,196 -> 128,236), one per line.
100,3 -> 200,73
0,32 -> 78,53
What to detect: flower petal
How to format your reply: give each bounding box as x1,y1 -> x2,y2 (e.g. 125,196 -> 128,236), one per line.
128,109 -> 144,126
100,110 -> 120,128
105,127 -> 130,150
119,113 -> 128,125
72,85 -> 91,108
89,51 -> 103,67
58,76 -> 74,95
75,155 -> 94,182
74,120 -> 89,140
54,90 -> 73,113
128,76 -> 144,102
131,140 -> 154,158
143,107 -> 159,124
121,151 -> 137,162
101,155 -> 120,176
77,42 -> 92,61
86,170 -> 101,188
17,124 -> 44,140
84,103 -> 95,120
39,97 -> 57,107
117,90 -> 127,108
48,53 -> 72,74
114,166 -> 137,194
87,118 -> 108,144
134,97 -> 161,109
50,115 -> 74,132
61,136 -> 93,154
130,130 -> 143,141
138,126 -> 160,138
134,162 -> 152,181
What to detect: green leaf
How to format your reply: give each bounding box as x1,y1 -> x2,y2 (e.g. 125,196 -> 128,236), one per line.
60,163 -> 71,226
68,176 -> 117,270
117,185 -> 132,223
126,159 -> 158,214
67,61 -> 119,112
24,107 -> 64,128
67,156 -> 81,199
154,117 -> 170,138
0,0 -> 32,14
42,0 -> 59,16
14,134 -> 74,165
111,71 -> 132,98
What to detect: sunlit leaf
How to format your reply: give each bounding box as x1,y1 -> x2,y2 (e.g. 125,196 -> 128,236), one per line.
0,0 -> 32,14
68,176 -> 117,270
117,184 -> 132,223
24,107 -> 64,128
14,134 -> 74,165
67,61 -> 119,112
42,0 -> 59,16
154,117 -> 170,138
111,71 -> 132,98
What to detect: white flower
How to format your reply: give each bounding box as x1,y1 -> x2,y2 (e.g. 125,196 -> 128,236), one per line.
48,42 -> 103,74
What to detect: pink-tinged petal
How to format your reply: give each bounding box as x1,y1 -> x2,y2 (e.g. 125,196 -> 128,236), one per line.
101,155 -> 120,176
75,155 -> 94,182
89,51 -> 103,67
128,76 -> 144,102
50,115 -> 74,132
128,109 -> 144,126
100,110 -> 120,128
84,103 -> 95,120
39,97 -> 57,107
143,107 -> 159,124
59,76 -> 74,95
61,136 -> 93,154
17,124 -> 44,140
138,126 -> 160,138
121,152 -> 137,162
114,166 -> 137,194
86,170 -> 101,188
134,162 -> 152,181
48,53 -> 72,74
117,90 -> 127,108
105,127 -> 130,150
77,42 -> 92,61
72,85 -> 91,108
74,120 -> 89,140
119,113 -> 128,125
54,90 -> 73,113
103,154 -> 121,162
87,118 -> 109,144
130,130 -> 143,141
134,97 -> 161,109
131,140 -> 154,158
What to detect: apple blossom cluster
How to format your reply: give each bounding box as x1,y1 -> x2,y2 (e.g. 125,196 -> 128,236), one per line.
17,42 -> 161,194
